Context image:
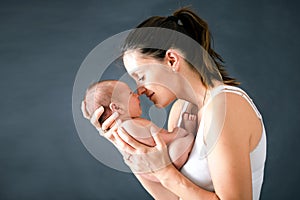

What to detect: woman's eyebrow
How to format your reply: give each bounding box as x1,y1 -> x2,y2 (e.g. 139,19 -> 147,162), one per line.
130,71 -> 140,78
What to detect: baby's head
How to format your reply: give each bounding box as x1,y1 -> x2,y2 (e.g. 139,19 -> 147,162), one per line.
84,80 -> 142,125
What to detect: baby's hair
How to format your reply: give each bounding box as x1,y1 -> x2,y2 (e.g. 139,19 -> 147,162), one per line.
84,80 -> 118,125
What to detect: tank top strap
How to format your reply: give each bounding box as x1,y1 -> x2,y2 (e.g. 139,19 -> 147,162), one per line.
207,85 -> 262,120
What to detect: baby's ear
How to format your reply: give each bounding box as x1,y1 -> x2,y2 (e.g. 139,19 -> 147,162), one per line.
109,102 -> 125,115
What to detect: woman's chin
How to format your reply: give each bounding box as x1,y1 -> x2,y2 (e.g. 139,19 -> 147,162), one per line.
154,103 -> 167,108
130,111 -> 142,118
154,99 -> 174,108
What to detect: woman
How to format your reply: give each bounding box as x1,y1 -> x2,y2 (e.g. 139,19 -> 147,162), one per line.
82,8 -> 266,200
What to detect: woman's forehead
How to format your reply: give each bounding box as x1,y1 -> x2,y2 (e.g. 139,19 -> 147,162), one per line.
123,50 -> 160,73
123,51 -> 143,72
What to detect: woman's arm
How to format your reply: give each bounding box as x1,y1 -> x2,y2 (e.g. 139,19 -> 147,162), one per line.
154,165 -> 220,200
152,93 -> 255,200
206,92 -> 256,199
83,92 -> 256,199
119,128 -> 220,200
135,174 -> 179,200
120,93 -> 255,199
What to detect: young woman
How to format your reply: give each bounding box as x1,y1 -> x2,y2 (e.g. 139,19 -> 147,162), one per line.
82,7 -> 267,200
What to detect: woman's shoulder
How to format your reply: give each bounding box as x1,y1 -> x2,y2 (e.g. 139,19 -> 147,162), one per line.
204,87 -> 262,152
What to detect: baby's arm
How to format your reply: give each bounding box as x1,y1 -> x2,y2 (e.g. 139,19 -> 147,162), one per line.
122,118 -> 185,146
167,128 -> 194,170
165,113 -> 197,170
121,118 -> 155,146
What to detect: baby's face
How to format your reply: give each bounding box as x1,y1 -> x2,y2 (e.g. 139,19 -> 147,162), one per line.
113,82 -> 142,118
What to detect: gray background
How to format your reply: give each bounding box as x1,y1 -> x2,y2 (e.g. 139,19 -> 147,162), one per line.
1,0 -> 299,199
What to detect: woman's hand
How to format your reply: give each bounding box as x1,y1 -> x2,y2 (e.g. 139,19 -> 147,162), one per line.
81,101 -> 172,178
81,101 -> 121,148
118,126 -> 172,175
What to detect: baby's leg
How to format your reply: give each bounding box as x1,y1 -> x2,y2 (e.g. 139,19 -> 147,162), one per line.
137,129 -> 195,182
168,129 -> 194,170
182,113 -> 198,135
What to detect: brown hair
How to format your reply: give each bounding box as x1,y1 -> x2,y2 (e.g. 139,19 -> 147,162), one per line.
84,80 -> 117,125
122,7 -> 239,86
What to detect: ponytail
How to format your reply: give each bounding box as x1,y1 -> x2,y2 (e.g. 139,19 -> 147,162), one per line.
123,7 -> 239,86
173,8 -> 239,86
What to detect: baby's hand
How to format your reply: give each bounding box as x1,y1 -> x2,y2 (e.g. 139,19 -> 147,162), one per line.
182,112 -> 198,135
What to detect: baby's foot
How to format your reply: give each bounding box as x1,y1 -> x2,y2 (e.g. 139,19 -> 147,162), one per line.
182,112 -> 198,135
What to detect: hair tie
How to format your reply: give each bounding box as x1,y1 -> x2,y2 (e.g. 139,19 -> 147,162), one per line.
167,15 -> 183,26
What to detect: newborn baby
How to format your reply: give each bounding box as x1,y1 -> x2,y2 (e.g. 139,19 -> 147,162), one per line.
83,80 -> 196,181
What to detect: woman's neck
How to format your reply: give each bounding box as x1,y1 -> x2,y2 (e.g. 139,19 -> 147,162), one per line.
175,69 -> 207,109
175,66 -> 223,109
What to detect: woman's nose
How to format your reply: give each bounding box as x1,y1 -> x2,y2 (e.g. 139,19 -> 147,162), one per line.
137,87 -> 146,95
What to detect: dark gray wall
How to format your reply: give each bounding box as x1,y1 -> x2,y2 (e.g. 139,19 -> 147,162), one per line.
1,0 -> 299,199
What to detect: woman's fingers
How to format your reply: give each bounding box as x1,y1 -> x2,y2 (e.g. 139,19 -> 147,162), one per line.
90,106 -> 104,130
81,101 -> 90,119
100,118 -> 121,141
102,112 -> 119,131
113,130 -> 136,154
117,127 -> 147,152
98,128 -> 116,139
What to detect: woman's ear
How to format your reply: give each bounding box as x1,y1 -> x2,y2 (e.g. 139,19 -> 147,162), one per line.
109,102 -> 125,115
165,49 -> 180,72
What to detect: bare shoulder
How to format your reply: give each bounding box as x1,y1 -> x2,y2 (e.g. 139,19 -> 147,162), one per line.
168,99 -> 186,131
224,92 -> 262,150
205,92 -> 261,199
204,91 -> 261,146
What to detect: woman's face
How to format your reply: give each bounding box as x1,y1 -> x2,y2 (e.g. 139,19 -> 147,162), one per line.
123,50 -> 177,108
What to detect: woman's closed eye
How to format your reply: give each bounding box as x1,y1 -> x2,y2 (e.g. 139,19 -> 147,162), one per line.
138,75 -> 145,82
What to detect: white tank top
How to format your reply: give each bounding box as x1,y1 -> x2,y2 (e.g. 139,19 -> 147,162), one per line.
179,85 -> 267,200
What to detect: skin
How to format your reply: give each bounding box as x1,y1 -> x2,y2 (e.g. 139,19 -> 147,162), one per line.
84,81 -> 195,182
82,49 -> 263,199
110,81 -> 142,120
